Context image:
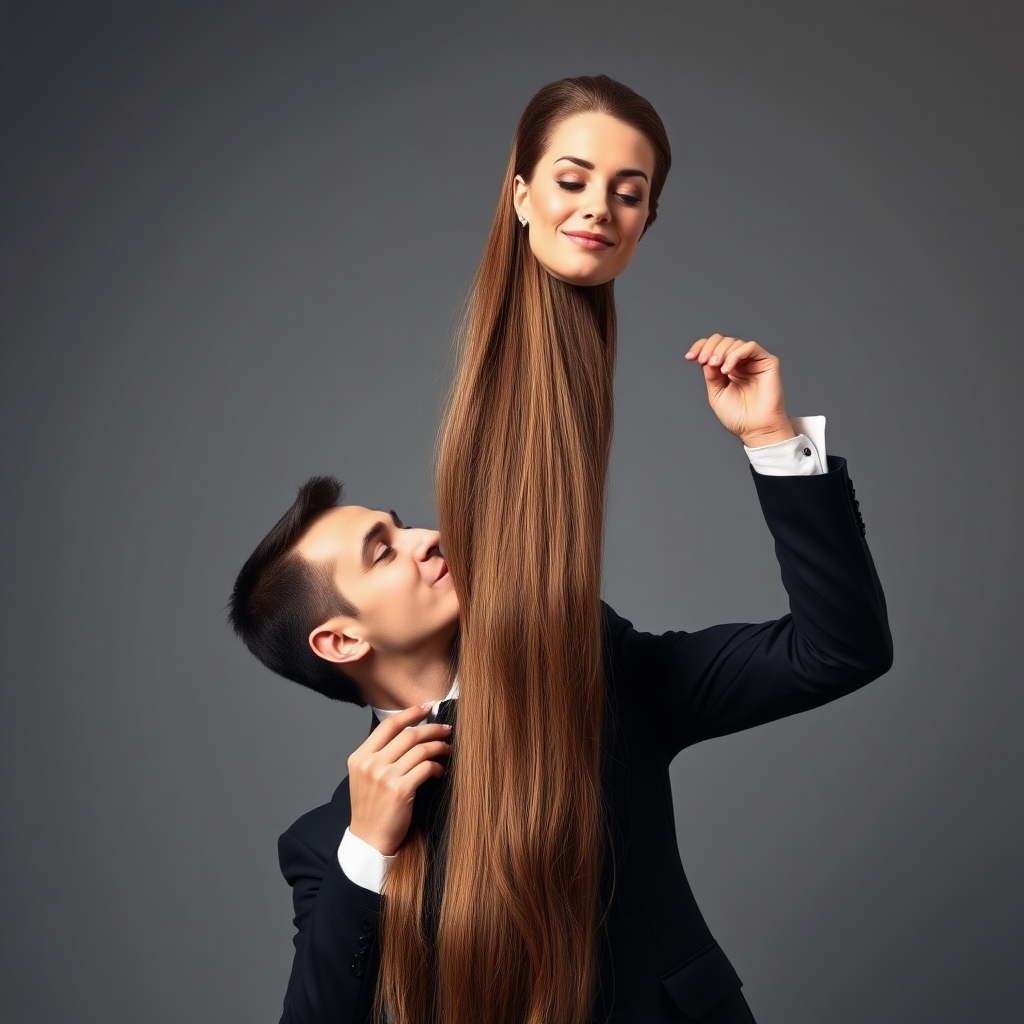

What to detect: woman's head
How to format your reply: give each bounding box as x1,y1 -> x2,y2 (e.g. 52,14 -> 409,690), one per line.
509,75 -> 671,286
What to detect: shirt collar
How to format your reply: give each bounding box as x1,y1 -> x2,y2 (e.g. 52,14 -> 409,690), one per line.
371,675 -> 459,724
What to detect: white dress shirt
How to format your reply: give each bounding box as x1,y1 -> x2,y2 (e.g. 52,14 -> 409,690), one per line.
338,417 -> 828,892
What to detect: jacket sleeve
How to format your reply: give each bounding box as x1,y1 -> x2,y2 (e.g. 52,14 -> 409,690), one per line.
278,810 -> 382,1024
606,455 -> 893,758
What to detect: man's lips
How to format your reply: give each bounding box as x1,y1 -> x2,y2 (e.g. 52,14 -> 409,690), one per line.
563,230 -> 614,249
434,560 -> 449,584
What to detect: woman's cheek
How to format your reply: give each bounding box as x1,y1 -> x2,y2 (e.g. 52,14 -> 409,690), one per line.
536,190 -> 574,227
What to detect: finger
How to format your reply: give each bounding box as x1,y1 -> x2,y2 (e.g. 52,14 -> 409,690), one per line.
719,340 -> 760,375
362,702 -> 434,753
702,360 -> 730,398
403,758 -> 447,792
707,335 -> 740,367
721,341 -> 774,376
684,336 -> 712,360
393,739 -> 453,776
380,722 -> 453,763
690,333 -> 724,365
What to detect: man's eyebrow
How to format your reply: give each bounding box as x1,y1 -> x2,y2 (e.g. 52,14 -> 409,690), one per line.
360,521 -> 387,566
554,155 -> 649,182
359,511 -> 404,567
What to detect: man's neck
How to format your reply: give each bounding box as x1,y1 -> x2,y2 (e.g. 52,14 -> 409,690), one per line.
370,676 -> 459,723
357,647 -> 456,712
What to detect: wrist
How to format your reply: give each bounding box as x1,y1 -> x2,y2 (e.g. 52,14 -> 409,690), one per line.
349,824 -> 400,858
741,421 -> 796,448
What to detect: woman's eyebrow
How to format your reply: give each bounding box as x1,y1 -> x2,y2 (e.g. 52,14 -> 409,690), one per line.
389,509 -> 405,528
554,155 -> 594,170
553,155 -> 648,182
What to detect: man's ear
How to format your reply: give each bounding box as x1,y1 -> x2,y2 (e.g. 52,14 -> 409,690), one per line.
308,619 -> 370,667
513,174 -> 530,224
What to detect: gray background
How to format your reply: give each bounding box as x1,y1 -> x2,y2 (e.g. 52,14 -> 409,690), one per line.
2,2 -> 1021,1021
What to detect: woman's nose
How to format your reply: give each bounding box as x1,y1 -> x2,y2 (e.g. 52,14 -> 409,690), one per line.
582,200 -> 610,222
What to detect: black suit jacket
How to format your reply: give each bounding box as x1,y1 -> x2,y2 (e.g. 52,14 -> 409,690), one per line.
276,457 -> 892,1023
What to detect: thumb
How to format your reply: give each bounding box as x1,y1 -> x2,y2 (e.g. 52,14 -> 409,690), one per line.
703,362 -> 730,400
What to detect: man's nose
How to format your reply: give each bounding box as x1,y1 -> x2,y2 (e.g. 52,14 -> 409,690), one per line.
411,528 -> 442,559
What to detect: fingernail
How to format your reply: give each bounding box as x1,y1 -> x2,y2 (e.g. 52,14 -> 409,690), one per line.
421,702 -> 433,709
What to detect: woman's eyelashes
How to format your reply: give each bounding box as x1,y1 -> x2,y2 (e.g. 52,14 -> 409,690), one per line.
555,179 -> 643,205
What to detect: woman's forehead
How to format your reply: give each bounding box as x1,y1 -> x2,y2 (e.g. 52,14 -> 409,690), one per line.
541,111 -> 655,172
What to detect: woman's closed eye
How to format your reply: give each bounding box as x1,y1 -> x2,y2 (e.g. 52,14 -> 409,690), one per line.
556,179 -> 643,205
374,545 -> 396,565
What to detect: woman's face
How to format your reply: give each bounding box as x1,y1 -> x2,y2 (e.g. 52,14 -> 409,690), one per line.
513,111 -> 656,287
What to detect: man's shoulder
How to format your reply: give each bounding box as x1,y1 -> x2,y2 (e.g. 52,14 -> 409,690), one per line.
600,600 -> 646,662
600,601 -> 647,692
600,600 -> 690,687
600,600 -> 634,640
280,776 -> 352,864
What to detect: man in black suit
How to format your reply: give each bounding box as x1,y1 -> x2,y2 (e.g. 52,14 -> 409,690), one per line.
229,336 -> 892,1023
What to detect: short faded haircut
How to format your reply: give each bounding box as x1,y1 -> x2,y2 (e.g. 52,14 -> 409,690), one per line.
228,475 -> 364,705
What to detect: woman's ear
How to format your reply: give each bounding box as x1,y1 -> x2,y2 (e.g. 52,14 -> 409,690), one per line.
513,174 -> 530,225
308,621 -> 370,667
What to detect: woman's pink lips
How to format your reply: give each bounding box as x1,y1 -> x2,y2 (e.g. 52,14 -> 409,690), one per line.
563,230 -> 614,250
434,560 -> 449,583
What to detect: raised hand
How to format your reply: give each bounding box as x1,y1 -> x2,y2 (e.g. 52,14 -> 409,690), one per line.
685,333 -> 796,447
347,703 -> 453,856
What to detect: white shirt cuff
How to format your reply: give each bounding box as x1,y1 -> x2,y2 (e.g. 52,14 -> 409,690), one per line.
338,827 -> 395,894
744,415 -> 827,476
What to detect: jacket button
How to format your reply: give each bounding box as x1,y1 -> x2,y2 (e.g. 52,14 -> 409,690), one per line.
802,447 -> 811,456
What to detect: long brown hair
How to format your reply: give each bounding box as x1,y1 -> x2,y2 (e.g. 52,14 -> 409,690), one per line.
377,75 -> 671,1024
